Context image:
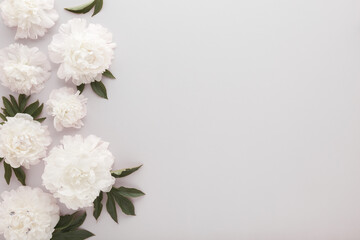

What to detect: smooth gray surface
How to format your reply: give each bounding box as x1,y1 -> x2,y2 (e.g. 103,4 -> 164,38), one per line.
1,0 -> 360,239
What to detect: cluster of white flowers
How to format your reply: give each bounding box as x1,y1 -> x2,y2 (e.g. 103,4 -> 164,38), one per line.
0,1 -> 121,239
0,114 -> 51,169
48,18 -> 116,86
0,43 -> 51,95
46,87 -> 87,131
0,186 -> 59,240
0,0 -> 59,39
42,135 -> 115,210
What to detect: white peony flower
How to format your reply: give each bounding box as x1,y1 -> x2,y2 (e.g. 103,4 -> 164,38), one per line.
46,87 -> 87,132
0,113 -> 51,169
0,186 -> 60,240
0,0 -> 59,40
0,43 -> 51,95
48,18 -> 116,86
42,135 -> 115,210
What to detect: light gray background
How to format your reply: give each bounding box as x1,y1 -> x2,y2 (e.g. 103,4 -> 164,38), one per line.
0,0 -> 360,239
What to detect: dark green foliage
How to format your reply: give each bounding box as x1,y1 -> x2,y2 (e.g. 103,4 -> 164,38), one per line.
77,84 -> 85,94
103,70 -> 116,79
93,192 -> 103,220
1,95 -> 46,122
65,0 -> 103,17
91,81 -> 108,99
52,212 -> 94,240
93,165 -> 144,222
111,165 -> 142,178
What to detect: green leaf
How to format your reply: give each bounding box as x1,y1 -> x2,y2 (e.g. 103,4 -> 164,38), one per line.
112,191 -> 136,216
24,101 -> 39,115
2,108 -> 9,116
106,192 -> 118,223
31,103 -> 43,119
77,84 -> 85,94
4,162 -> 12,185
93,192 -> 103,220
55,214 -> 73,231
9,95 -> 19,112
35,117 -> 46,123
13,167 -> 26,186
52,230 -> 94,240
18,94 -> 25,106
113,187 -> 145,198
111,165 -> 142,178
90,81 -> 108,99
19,95 -> 30,112
65,212 -> 87,232
92,0 -> 103,17
2,97 -> 15,117
65,0 -> 96,14
92,0 -> 103,16
0,112 -> 7,121
55,211 -> 87,232
103,69 -> 116,79
0,158 -> 3,163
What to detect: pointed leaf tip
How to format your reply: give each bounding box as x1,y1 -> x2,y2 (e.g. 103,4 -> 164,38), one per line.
106,192 -> 118,223
113,187 -> 145,198
93,192 -> 103,220
2,97 -> 15,117
91,81 -> 108,99
77,84 -> 86,94
111,165 -> 143,178
103,69 -> 115,79
92,0 -> 103,16
3,162 -> 12,185
13,167 -> 26,186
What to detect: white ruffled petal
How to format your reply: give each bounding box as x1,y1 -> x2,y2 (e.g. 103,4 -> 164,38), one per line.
0,114 -> 52,169
48,18 -> 116,85
0,44 -> 51,95
46,87 -> 87,132
42,135 -> 115,210
0,186 -> 59,240
0,0 -> 58,40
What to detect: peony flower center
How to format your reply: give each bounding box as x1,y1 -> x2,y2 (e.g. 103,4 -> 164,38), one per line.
53,98 -> 83,122
65,38 -> 105,72
65,167 -> 96,187
70,47 -> 97,69
11,134 -> 34,152
8,209 -> 35,234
